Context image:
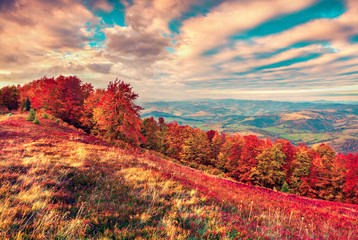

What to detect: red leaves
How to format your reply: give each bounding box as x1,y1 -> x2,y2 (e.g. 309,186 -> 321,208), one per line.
342,153 -> 358,203
85,79 -> 144,146
20,76 -> 144,146
20,76 -> 92,127
141,118 -> 358,203
0,85 -> 20,111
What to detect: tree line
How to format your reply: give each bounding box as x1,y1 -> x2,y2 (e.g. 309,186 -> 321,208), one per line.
1,76 -> 357,204
141,117 -> 358,204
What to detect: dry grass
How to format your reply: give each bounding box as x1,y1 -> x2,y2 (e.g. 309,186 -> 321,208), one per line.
0,113 -> 357,239
280,113 -> 312,121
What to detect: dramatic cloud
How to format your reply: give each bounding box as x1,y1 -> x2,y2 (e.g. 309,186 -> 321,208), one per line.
87,63 -> 112,74
0,0 -> 357,102
106,28 -> 170,59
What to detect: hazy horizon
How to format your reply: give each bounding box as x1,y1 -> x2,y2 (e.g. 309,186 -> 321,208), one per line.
138,98 -> 358,105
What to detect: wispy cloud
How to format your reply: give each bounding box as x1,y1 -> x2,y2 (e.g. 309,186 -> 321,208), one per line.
0,0 -> 357,102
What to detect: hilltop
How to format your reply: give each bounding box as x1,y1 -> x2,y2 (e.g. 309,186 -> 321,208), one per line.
1,113 -> 357,239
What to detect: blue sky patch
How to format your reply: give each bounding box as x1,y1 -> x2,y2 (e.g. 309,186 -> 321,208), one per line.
93,1 -> 126,26
349,35 -> 358,44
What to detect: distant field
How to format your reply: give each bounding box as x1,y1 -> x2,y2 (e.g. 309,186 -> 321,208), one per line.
280,133 -> 334,143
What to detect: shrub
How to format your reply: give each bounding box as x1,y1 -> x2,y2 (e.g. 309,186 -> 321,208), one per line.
26,109 -> 36,121
281,181 -> 290,193
42,112 -> 48,119
55,119 -> 60,123
33,116 -> 40,124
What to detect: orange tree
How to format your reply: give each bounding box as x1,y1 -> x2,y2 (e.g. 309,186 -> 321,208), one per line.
87,79 -> 144,146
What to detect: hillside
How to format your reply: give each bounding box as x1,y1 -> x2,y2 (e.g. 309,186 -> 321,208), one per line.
1,113 -> 357,239
142,100 -> 358,154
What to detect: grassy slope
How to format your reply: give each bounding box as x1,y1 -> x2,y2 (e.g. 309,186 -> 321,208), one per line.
0,114 -> 357,239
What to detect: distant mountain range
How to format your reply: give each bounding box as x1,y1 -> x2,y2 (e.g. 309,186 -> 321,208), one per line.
141,99 -> 358,154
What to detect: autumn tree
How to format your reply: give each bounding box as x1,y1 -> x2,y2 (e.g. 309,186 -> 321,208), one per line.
141,117 -> 161,151
181,128 -> 210,165
232,135 -> 265,183
20,77 -> 57,110
343,153 -> 358,204
216,134 -> 243,172
54,75 -> 93,126
291,144 -> 315,195
276,139 -> 296,183
80,89 -> 106,133
20,76 -> 93,127
164,122 -> 192,160
89,79 -> 144,146
306,144 -> 345,201
0,85 -> 20,111
154,117 -> 168,154
209,131 -> 223,165
251,143 -> 287,190
206,130 -> 216,142
314,143 -> 336,160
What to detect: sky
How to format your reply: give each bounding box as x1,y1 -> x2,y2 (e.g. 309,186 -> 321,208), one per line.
0,0 -> 358,102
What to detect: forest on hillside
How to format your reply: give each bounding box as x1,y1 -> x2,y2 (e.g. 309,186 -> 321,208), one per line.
1,76 -> 357,204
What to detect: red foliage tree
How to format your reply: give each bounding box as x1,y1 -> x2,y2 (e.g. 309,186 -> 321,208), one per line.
206,130 -> 216,142
20,76 -> 93,127
90,79 -> 144,146
305,144 -> 345,201
80,89 -> 106,133
291,144 -> 316,195
230,135 -> 265,183
215,134 -> 239,171
276,139 -> 297,183
0,85 -> 19,111
164,122 -> 192,160
343,153 -> 358,204
209,131 -> 223,164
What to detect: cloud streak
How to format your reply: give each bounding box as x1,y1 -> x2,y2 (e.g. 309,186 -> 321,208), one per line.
0,0 -> 357,102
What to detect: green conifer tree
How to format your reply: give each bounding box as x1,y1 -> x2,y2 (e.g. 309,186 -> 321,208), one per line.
22,97 -> 31,111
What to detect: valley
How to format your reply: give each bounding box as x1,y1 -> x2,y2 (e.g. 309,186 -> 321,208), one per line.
142,100 -> 358,154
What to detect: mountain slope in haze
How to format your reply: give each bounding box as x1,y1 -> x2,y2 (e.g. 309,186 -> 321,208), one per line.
142,99 -> 358,154
141,99 -> 357,118
224,109 -> 358,153
1,113 -> 357,239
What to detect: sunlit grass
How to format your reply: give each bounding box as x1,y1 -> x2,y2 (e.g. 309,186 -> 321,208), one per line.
0,113 -> 357,239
